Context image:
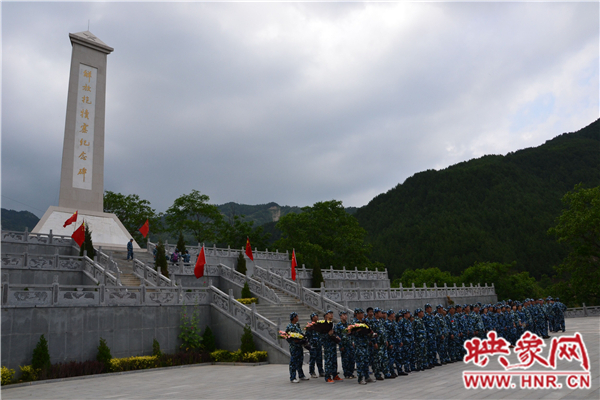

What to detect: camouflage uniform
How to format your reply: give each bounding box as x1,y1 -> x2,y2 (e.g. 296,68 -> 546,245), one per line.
371,309 -> 389,379
335,317 -> 355,378
306,313 -> 324,376
435,306 -> 450,363
423,306 -> 439,366
384,311 -> 399,376
555,299 -> 566,332
413,309 -> 428,371
401,313 -> 416,371
320,330 -> 339,381
445,307 -> 461,362
351,309 -> 371,383
285,314 -> 307,381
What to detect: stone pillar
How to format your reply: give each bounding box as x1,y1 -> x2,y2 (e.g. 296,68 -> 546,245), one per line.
59,32 -> 113,211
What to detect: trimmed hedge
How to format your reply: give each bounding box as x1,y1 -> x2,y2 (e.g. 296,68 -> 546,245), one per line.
1,366 -> 15,385
210,349 -> 267,363
236,298 -> 258,305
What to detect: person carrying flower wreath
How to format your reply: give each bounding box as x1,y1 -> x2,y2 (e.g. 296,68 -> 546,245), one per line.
286,312 -> 309,383
334,310 -> 356,379
320,310 -> 343,383
350,308 -> 376,385
306,312 -> 324,378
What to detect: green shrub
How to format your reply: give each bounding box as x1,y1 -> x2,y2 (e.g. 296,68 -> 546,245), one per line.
31,334 -> 51,372
152,339 -> 162,357
236,297 -> 258,305
241,282 -> 252,299
242,351 -> 268,363
236,252 -> 247,274
18,365 -> 38,382
176,232 -> 187,255
240,325 -> 256,354
155,240 -> 168,277
96,338 -> 112,364
1,366 -> 15,385
179,306 -> 203,352
109,356 -> 158,372
209,349 -> 267,363
79,223 -> 96,259
202,326 -> 216,353
210,349 -> 234,362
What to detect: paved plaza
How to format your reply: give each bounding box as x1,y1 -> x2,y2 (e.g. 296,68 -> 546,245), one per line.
3,317 -> 598,399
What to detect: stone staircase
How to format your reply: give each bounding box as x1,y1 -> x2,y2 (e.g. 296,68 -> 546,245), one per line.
105,249 -> 156,287
254,286 -> 339,331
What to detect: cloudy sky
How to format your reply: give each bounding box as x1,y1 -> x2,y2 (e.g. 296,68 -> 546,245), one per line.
2,1 -> 598,217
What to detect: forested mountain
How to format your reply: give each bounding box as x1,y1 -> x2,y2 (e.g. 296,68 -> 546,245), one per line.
1,209 -> 40,231
355,119 -> 600,281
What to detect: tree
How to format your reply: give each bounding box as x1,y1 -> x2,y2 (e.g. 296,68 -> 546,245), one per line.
392,267 -> 458,288
96,337 -> 112,364
548,184 -> 600,306
236,252 -> 247,275
460,261 -> 542,301
165,190 -> 223,243
31,334 -> 51,372
104,191 -> 162,246
241,282 -> 252,299
312,260 -> 324,288
202,326 -> 217,353
155,240 -> 168,277
274,200 -> 382,271
79,223 -> 96,259
176,232 -> 187,254
240,325 -> 256,354
218,214 -> 270,250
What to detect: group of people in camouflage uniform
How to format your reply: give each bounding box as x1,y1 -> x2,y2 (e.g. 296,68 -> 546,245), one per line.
285,296 -> 566,384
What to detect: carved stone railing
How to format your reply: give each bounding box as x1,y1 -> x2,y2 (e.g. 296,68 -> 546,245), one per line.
218,263 -> 281,305
209,285 -> 284,350
253,265 -> 352,316
147,241 -> 289,262
1,252 -> 84,271
82,256 -> 119,286
1,229 -> 74,246
96,249 -> 122,277
1,274 -> 210,307
168,262 -> 219,277
312,282 -> 496,302
132,259 -> 174,287
565,304 -> 600,318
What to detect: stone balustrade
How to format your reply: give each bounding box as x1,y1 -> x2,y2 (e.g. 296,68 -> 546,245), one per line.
96,249 -> 122,276
565,304 -> 600,318
209,285 -> 283,350
1,252 -> 83,271
82,256 -> 119,286
1,229 -> 74,246
132,259 -> 174,287
148,241 -> 289,262
312,282 -> 496,302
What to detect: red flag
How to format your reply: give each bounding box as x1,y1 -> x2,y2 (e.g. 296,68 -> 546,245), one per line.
63,211 -> 78,228
194,245 -> 206,279
291,249 -> 297,281
245,237 -> 254,261
139,219 -> 149,238
71,222 -> 85,247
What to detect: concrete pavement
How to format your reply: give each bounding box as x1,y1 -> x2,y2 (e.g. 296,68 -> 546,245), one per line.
3,317 -> 598,399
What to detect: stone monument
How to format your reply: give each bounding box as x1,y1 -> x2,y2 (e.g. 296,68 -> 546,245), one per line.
33,31 -> 139,251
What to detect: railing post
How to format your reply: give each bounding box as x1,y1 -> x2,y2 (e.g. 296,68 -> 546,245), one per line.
228,289 -> 234,313
48,229 -> 53,244
99,283 -> 105,305
138,282 -> 145,304
583,303 -> 587,317
1,273 -> 8,306
251,302 -> 257,329
52,275 -> 59,305
320,282 -> 325,311
24,227 -> 29,243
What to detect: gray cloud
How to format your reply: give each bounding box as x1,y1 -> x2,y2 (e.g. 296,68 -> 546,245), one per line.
2,2 -> 598,217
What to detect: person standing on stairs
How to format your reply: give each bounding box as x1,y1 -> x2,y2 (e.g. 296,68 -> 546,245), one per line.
127,238 -> 134,260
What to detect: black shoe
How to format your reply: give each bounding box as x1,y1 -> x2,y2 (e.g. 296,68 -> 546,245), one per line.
376,376 -> 384,381
398,371 -> 408,376
385,375 -> 395,379
434,362 -> 442,366
425,366 -> 432,369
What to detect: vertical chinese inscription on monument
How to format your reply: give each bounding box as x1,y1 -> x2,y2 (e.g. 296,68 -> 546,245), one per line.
72,64 -> 97,190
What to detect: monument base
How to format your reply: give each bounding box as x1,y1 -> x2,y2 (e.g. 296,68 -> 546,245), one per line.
32,206 -> 140,251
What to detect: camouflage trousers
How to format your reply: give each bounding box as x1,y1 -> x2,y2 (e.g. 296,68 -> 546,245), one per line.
414,339 -> 428,370
323,339 -> 339,381
340,344 -> 355,378
309,343 -> 324,375
401,341 -> 415,371
354,342 -> 370,379
372,344 -> 389,378
388,344 -> 400,374
427,334 -> 438,365
447,336 -> 461,361
289,344 -> 306,380
437,336 -> 449,363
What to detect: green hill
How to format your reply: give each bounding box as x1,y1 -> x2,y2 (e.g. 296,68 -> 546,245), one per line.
1,209 -> 40,231
355,119 -> 600,281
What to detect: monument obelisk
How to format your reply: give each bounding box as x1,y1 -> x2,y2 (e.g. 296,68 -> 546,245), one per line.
33,31 -> 138,250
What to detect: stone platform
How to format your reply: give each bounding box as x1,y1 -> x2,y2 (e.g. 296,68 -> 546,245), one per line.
3,317 -> 598,399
